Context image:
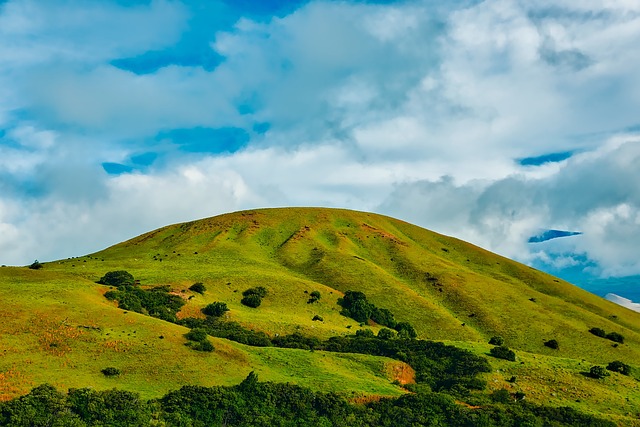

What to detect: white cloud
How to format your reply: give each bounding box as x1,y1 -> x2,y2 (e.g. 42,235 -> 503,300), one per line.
1,0 -> 640,282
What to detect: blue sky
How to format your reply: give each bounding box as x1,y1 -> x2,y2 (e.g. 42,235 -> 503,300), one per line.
1,0 -> 640,300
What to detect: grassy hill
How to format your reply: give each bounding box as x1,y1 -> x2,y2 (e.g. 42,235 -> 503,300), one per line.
2,207 -> 640,424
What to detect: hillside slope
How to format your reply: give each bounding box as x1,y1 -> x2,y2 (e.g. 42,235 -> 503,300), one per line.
62,207 -> 640,363
2,207 -> 640,423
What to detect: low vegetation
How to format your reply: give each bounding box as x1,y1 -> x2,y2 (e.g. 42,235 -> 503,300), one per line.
0,376 -> 615,427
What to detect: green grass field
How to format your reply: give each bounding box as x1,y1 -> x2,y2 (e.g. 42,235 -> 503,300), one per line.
2,207 -> 640,424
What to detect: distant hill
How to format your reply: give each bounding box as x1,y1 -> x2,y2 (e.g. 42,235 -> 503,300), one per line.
2,207 -> 640,424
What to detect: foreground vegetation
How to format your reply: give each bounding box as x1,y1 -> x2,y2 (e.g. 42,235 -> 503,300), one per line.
0,374 -> 615,427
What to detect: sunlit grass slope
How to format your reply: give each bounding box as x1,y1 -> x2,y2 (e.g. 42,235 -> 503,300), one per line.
0,266 -> 405,401
49,207 -> 640,362
3,207 -> 640,423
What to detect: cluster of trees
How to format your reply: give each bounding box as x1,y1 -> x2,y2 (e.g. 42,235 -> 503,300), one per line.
0,376 -> 615,426
338,291 -> 417,338
104,284 -> 185,323
589,327 -> 625,344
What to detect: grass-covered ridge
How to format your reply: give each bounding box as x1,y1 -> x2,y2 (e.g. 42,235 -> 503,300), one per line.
2,207 -> 640,424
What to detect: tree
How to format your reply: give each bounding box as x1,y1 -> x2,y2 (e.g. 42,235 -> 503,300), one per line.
202,302 -> 229,317
589,365 -> 610,379
308,291 -> 321,304
28,260 -> 43,270
97,270 -> 135,287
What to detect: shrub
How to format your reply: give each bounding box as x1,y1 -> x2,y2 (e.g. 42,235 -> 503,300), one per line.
377,328 -> 396,340
355,329 -> 375,338
544,339 -> 559,350
489,346 -> 516,362
28,260 -> 43,270
488,336 -> 504,346
97,270 -> 134,288
308,291 -> 321,303
395,322 -> 417,339
241,294 -> 262,308
588,365 -> 610,379
606,332 -> 624,344
101,367 -> 120,377
589,327 -> 606,338
189,283 -> 206,294
242,287 -> 267,298
312,315 -> 323,322
185,328 -> 208,342
202,302 -> 229,317
491,388 -> 512,403
190,339 -> 214,352
606,360 -> 631,376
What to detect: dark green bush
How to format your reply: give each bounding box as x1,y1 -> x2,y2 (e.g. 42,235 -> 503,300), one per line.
28,260 -> 43,270
588,365 -> 610,379
377,328 -> 396,340
202,302 -> 229,317
242,287 -> 267,298
606,360 -> 631,375
395,322 -> 417,339
488,336 -> 504,346
606,332 -> 624,344
189,282 -> 206,294
355,329 -> 375,338
490,346 -> 516,361
312,315 -> 323,321
101,367 -> 120,377
185,328 -> 208,342
544,339 -> 559,350
308,290 -> 321,303
187,339 -> 214,352
589,327 -> 606,338
241,294 -> 262,308
491,388 -> 512,403
97,270 -> 135,287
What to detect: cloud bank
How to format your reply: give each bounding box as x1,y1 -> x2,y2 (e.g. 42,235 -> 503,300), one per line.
1,0 -> 639,287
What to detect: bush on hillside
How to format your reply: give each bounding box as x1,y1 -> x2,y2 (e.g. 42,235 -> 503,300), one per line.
242,287 -> 267,298
189,282 -> 206,294
97,270 -> 135,287
544,339 -> 559,350
241,294 -> 262,308
202,302 -> 229,317
588,365 -> 610,379
307,291 -> 321,304
489,336 -> 504,346
606,332 -> 624,344
377,328 -> 396,340
395,322 -> 417,339
589,327 -> 606,338
606,361 -> 631,376
28,260 -> 43,270
185,328 -> 208,342
101,367 -> 121,377
489,346 -> 516,362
